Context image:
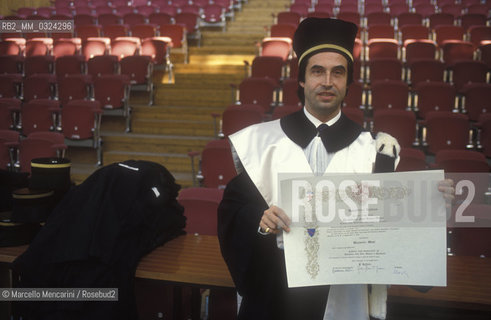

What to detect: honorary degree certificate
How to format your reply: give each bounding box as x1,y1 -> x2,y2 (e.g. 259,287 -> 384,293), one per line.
280,170 -> 446,288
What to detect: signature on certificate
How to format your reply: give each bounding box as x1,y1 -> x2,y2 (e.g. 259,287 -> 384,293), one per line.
356,263 -> 385,274
392,266 -> 409,278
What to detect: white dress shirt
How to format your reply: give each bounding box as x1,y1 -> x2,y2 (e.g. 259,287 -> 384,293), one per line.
303,108 -> 341,176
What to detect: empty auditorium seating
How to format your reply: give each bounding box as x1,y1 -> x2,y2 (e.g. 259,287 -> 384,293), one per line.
281,78 -> 301,107
413,81 -> 457,119
220,104 -> 263,138
0,75 -> 22,99
159,24 -> 188,63
372,109 -> 418,148
276,11 -> 301,26
136,5 -> 158,16
74,14 -> 97,27
0,55 -> 24,74
102,24 -> 129,40
131,24 -> 158,40
468,26 -> 491,48
270,23 -> 297,40
413,3 -> 435,17
175,12 -> 201,46
478,41 -> 491,68
271,104 -> 303,120
62,100 -> 103,165
396,148 -> 427,171
461,83 -> 491,122
403,39 -> 437,64
98,13 -> 121,26
441,40 -> 474,67
433,149 -> 489,172
459,13 -> 487,30
365,12 -> 391,26
433,25 -> 465,46
15,131 -> 67,173
478,113 -> 491,158
289,3 -> 310,17
0,129 -> 19,170
87,55 -> 119,77
423,111 -> 471,153
366,38 -> 399,61
141,37 -> 172,68
25,38 -> 53,56
52,38 -> 82,58
93,74 -> 131,132
337,11 -> 361,26
365,24 -> 395,41
440,3 -> 463,17
343,107 -> 365,127
0,38 -> 25,55
76,25 -> 102,40
369,80 -> 409,111
24,55 -> 54,76
111,37 -> 140,59
0,98 -> 21,130
82,37 -> 111,59
21,99 -> 61,136
343,80 -> 365,110
23,74 -> 57,102
398,24 -> 430,43
259,37 -> 292,62
247,56 -> 284,85
57,74 -> 93,106
55,55 -> 86,76
192,139 -> 236,188
120,55 -> 154,105
449,60 -> 488,93
200,4 -> 227,32
387,2 -> 410,17
178,187 -> 224,236
428,13 -> 455,29
367,58 -> 403,83
407,59 -> 445,85
234,77 -> 278,113
123,12 -> 146,27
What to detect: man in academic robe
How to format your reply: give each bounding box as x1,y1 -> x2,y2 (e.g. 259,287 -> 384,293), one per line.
217,18 -> 453,320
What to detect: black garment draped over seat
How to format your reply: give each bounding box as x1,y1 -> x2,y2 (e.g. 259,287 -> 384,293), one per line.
12,160 -> 186,320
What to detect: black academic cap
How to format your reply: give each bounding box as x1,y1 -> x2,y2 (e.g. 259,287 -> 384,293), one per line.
293,18 -> 358,65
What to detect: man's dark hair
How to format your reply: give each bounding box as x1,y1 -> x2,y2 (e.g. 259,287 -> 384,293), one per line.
296,51 -> 354,106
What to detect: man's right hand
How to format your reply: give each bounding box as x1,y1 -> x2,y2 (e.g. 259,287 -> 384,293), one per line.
259,205 -> 291,234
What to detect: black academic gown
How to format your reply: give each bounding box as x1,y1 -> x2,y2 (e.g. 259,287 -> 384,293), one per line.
12,160 -> 186,320
217,110 -> 394,320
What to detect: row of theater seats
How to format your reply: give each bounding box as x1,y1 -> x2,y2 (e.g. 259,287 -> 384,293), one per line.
5,0 -> 241,47
282,0 -> 490,19
0,98 -> 104,170
12,0 -> 239,19
217,102 -> 491,153
46,0 -> 239,19
0,36 -> 171,66
186,128 -> 490,192
0,130 -> 68,173
0,35 -> 157,135
0,47 -> 157,75
0,71 -> 137,129
0,72 -> 130,138
238,57 -> 490,111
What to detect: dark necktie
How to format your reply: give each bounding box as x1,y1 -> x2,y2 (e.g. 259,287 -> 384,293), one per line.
317,123 -> 329,151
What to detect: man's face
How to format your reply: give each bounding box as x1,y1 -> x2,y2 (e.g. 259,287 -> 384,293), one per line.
300,51 -> 348,122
